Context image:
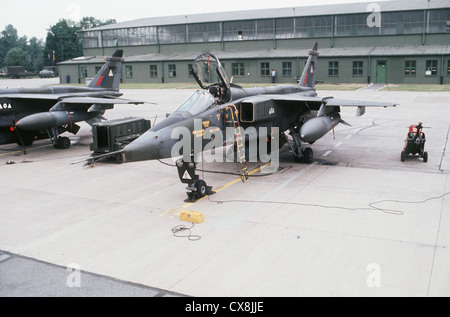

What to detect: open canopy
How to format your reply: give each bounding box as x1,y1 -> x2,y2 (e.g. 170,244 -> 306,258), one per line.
191,53 -> 231,104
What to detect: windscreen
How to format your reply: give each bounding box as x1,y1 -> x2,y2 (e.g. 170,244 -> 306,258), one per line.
175,90 -> 216,115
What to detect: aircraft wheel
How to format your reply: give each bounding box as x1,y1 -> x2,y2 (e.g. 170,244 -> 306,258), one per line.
401,151 -> 406,162
194,180 -> 207,198
423,151 -> 428,163
116,154 -> 124,164
54,137 -> 71,149
303,148 -> 314,164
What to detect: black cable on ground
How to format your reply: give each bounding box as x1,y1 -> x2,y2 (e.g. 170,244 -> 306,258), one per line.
171,223 -> 201,241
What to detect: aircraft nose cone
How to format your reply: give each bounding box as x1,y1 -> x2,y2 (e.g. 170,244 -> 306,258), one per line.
122,130 -> 162,162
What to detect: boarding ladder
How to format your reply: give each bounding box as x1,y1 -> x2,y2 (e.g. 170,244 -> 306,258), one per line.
225,105 -> 249,182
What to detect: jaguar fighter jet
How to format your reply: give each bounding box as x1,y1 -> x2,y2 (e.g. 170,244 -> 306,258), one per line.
120,43 -> 397,200
0,50 -> 142,149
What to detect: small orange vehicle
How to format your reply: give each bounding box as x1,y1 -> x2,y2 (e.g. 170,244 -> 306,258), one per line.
401,122 -> 428,162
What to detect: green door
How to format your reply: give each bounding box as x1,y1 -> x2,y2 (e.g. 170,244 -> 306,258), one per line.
376,61 -> 387,84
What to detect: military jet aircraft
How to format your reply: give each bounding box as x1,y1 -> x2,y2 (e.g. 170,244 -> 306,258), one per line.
105,42 -> 396,201
0,50 -> 142,149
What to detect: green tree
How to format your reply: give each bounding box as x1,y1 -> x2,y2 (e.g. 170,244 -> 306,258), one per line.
27,37 -> 45,72
44,19 -> 82,65
0,24 -> 19,68
4,47 -> 27,67
80,17 -> 117,29
0,25 -> 44,71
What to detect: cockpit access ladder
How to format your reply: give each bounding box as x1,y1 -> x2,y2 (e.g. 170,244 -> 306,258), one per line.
225,104 -> 249,182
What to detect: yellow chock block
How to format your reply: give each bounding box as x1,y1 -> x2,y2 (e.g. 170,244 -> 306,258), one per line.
179,209 -> 204,223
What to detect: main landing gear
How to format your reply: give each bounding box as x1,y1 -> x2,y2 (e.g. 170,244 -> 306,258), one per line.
48,127 -> 71,149
286,127 -> 314,164
176,157 -> 215,202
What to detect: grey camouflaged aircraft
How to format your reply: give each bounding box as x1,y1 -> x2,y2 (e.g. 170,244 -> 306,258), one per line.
0,50 -> 142,149
99,43 -> 396,201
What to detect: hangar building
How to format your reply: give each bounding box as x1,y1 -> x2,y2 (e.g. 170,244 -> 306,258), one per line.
58,0 -> 450,85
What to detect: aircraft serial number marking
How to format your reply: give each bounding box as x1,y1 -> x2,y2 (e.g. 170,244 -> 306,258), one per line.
1,103 -> 12,109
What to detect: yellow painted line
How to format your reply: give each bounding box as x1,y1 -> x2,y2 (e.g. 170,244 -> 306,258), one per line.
0,144 -> 52,157
160,162 -> 271,217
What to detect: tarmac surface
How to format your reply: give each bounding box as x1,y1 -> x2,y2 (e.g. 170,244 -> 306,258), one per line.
1,78 -> 449,297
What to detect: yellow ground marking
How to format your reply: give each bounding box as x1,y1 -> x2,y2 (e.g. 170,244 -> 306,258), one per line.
160,162 -> 271,217
0,144 -> 52,157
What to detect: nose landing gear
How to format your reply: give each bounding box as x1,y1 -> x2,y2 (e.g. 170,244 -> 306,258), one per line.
176,157 -> 214,202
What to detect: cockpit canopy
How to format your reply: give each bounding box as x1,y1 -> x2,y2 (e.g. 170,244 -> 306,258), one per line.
191,53 -> 231,104
175,90 -> 216,115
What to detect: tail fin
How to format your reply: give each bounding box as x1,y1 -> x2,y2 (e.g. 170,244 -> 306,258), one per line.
88,50 -> 123,90
298,42 -> 319,89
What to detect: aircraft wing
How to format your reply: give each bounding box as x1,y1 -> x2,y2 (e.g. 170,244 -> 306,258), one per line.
324,98 -> 397,108
249,93 -> 396,118
48,96 -> 145,112
59,96 -> 144,105
1,93 -> 60,100
1,91 -> 123,101
271,94 -> 397,108
271,95 -> 323,104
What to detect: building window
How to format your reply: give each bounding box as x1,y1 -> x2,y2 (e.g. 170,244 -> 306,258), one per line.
428,9 -> 450,33
94,66 -> 101,74
159,25 -> 186,44
83,30 -> 101,48
296,16 -> 332,38
232,63 -> 245,77
276,18 -> 295,39
425,60 -> 438,76
224,21 -> 255,41
150,65 -> 158,78
447,60 -> 450,76
282,62 -> 292,77
168,64 -> 177,78
188,64 -> 193,77
404,60 -> 416,77
352,61 -> 363,77
336,14 -> 379,37
125,65 -> 133,78
328,61 -> 339,77
188,22 -> 221,43
256,20 -> 274,40
381,11 -> 424,35
261,62 -> 270,76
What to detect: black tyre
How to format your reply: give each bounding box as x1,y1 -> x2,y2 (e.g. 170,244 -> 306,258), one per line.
423,151 -> 428,163
303,147 -> 314,164
194,180 -> 207,198
401,151 -> 406,162
54,137 -> 71,149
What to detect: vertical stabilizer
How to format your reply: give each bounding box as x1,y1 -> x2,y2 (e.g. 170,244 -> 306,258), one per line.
88,50 -> 123,90
298,42 -> 319,89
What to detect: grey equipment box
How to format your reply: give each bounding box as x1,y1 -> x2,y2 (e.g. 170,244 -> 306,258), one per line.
90,117 -> 151,163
